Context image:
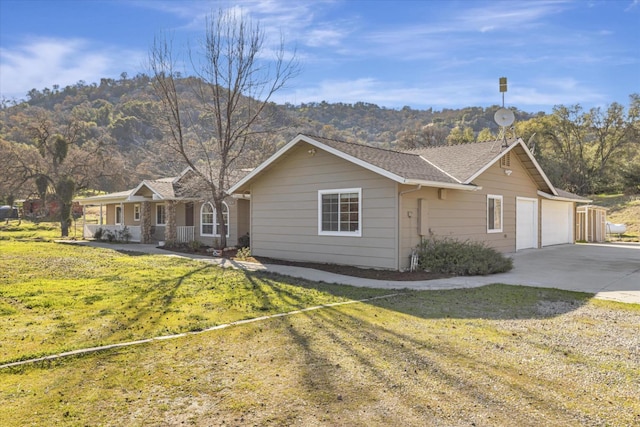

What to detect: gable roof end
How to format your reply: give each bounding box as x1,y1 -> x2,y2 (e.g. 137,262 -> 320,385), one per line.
228,134 -> 481,194
408,138 -> 557,195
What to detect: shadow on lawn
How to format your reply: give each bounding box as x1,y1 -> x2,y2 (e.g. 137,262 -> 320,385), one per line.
236,271 -> 597,425
241,269 -> 593,321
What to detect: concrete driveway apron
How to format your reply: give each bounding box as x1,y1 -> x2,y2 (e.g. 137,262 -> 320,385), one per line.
488,243 -> 640,304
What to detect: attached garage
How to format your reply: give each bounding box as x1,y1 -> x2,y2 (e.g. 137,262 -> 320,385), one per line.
541,200 -> 574,246
516,197 -> 538,251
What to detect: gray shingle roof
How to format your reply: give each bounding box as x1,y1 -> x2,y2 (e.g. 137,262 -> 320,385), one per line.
553,189 -> 591,201
143,180 -> 176,199
406,138 -> 519,183
309,135 -> 459,184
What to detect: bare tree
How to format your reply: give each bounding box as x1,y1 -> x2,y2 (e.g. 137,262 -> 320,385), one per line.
395,122 -> 449,149
149,8 -> 299,249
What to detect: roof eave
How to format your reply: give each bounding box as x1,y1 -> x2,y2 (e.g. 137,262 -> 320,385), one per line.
75,190 -> 133,205
76,196 -> 129,205
405,180 -> 482,191
537,190 -> 592,203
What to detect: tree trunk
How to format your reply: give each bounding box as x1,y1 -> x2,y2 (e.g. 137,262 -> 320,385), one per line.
141,201 -> 152,244
165,200 -> 177,246
59,202 -> 71,237
215,198 -> 227,249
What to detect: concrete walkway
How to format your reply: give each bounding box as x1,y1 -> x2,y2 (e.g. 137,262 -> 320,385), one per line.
63,240 -> 640,305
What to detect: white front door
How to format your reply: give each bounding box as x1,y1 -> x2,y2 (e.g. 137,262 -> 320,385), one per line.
516,197 -> 538,251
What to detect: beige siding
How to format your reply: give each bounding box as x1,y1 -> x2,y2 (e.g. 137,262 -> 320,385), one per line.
105,204 -> 115,224
123,203 -> 139,226
236,198 -> 251,242
250,142 -> 398,269
399,153 -> 539,269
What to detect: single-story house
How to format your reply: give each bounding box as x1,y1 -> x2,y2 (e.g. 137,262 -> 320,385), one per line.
229,134 -> 590,271
77,168 -> 250,247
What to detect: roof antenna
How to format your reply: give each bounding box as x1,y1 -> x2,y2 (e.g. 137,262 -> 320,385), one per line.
494,77 -> 515,148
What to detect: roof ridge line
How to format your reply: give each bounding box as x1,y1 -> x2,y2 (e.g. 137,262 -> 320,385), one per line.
302,133 -> 421,157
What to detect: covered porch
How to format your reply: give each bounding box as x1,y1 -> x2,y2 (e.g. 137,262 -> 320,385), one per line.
82,224 -> 196,244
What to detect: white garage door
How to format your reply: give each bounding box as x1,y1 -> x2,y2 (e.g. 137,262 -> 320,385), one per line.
516,198 -> 538,251
542,200 -> 573,247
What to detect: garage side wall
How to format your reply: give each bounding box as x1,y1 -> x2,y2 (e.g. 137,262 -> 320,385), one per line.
399,154 -> 539,270
249,142 -> 398,269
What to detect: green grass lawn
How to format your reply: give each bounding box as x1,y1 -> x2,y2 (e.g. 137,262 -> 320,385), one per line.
0,238 -> 388,365
1,223 -> 639,426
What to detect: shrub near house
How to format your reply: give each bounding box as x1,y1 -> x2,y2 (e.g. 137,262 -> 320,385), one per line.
416,236 -> 513,275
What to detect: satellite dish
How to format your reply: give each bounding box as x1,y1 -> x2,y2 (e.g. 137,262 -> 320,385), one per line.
494,108 -> 515,127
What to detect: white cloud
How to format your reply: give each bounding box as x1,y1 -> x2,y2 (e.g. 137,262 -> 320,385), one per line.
276,77 -> 493,109
274,74 -> 607,111
456,0 -> 570,33
0,37 -> 146,100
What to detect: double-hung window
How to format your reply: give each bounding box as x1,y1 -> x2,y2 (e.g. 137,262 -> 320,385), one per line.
487,195 -> 503,233
133,204 -> 140,221
318,188 -> 361,236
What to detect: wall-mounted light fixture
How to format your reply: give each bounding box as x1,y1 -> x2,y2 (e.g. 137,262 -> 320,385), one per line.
504,169 -> 513,176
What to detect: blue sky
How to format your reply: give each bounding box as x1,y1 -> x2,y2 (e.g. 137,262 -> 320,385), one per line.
1,0 -> 638,113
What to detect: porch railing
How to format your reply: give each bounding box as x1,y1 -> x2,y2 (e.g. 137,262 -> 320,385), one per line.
176,226 -> 195,243
84,224 -> 141,242
84,224 -> 193,244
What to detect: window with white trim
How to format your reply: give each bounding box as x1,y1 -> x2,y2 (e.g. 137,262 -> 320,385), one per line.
200,202 -> 229,237
487,195 -> 503,233
156,204 -> 166,225
115,206 -> 123,225
133,204 -> 140,221
318,188 -> 361,236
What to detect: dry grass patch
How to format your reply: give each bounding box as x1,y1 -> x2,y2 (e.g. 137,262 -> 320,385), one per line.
592,194 -> 640,240
2,286 -> 639,427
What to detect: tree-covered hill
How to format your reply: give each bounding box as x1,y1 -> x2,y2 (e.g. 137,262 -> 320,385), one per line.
1,75 -> 637,202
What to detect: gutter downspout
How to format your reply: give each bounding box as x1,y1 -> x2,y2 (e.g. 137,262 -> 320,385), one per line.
397,185 -> 422,271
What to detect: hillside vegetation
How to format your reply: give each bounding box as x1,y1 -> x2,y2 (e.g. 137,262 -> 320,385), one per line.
592,194 -> 640,241
1,75 -> 637,202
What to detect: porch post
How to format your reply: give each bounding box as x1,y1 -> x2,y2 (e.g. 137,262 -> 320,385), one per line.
120,202 -> 124,229
99,204 -> 103,225
165,200 -> 177,245
140,201 -> 152,244
82,205 -> 86,239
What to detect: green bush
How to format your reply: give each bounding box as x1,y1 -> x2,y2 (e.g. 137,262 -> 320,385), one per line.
238,233 -> 250,248
117,226 -> 131,243
416,236 -> 513,276
236,246 -> 251,260
188,240 -> 203,251
93,227 -> 103,240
